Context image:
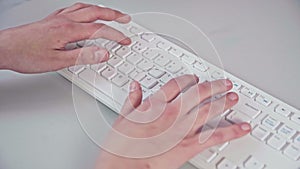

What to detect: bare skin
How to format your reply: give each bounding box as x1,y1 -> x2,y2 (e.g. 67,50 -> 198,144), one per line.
0,3 -> 251,169
0,3 -> 131,73
96,76 -> 251,169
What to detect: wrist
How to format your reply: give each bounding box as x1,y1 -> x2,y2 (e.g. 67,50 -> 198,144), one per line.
0,29 -> 13,70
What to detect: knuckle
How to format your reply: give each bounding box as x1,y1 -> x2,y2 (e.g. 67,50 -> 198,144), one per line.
180,138 -> 194,148
90,5 -> 101,12
213,132 -> 225,142
73,2 -> 85,8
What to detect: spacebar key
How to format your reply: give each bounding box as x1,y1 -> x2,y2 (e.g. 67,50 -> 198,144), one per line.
79,69 -> 127,105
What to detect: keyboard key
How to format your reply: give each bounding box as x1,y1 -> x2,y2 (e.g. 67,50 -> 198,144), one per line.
165,61 -> 183,73
68,65 -> 85,75
267,134 -> 286,150
244,156 -> 265,169
275,104 -> 291,117
255,95 -> 272,107
151,83 -> 163,93
231,81 -> 241,90
194,61 -> 209,72
283,144 -> 300,160
176,69 -> 191,77
240,87 -> 256,98
198,149 -> 218,163
65,43 -> 77,50
181,54 -> 196,64
94,38 -> 109,47
141,32 -> 156,42
143,49 -> 160,60
118,62 -> 134,74
115,46 -> 131,58
157,41 -> 171,50
149,68 -> 165,78
213,142 -> 229,152
132,40 -> 148,53
291,113 -> 300,125
127,52 -> 142,65
107,55 -> 123,67
294,133 -> 300,146
140,76 -> 158,89
261,115 -> 280,130
90,63 -> 107,73
154,54 -> 171,66
235,103 -> 261,119
169,47 -> 183,57
129,26 -> 143,34
211,71 -> 226,80
129,70 -> 146,81
142,88 -> 152,100
79,68 -> 97,85
101,66 -> 117,80
112,74 -> 129,87
79,69 -> 125,103
160,73 -> 173,83
216,158 -> 237,169
137,59 -> 154,71
251,126 -> 269,141
105,41 -> 120,51
226,110 -> 252,124
76,40 -> 86,47
84,40 -> 94,47
277,125 -> 296,139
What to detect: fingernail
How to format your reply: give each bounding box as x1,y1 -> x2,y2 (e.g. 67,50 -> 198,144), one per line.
240,123 -> 251,131
225,79 -> 232,87
121,37 -> 131,45
228,92 -> 238,101
130,81 -> 138,92
94,50 -> 108,62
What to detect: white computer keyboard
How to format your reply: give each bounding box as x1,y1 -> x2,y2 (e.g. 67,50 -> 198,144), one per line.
58,20 -> 300,169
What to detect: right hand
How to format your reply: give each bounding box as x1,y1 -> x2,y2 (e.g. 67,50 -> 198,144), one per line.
96,76 -> 251,169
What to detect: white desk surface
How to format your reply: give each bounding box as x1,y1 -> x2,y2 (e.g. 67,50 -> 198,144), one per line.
0,0 -> 299,169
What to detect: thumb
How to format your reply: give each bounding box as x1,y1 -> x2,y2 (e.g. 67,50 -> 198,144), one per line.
117,81 -> 143,122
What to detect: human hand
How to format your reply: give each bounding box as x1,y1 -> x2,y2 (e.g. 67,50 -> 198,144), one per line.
0,3 -> 131,73
96,76 -> 251,169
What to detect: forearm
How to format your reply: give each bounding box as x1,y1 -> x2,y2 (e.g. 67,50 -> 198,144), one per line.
0,28 -> 14,70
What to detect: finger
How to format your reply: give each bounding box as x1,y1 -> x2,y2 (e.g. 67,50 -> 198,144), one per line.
119,81 -> 143,117
151,74 -> 199,102
65,5 -> 131,23
66,23 -> 131,45
175,123 -> 251,160
198,123 -> 251,147
59,46 -> 109,67
172,79 -> 233,117
59,3 -> 92,14
189,92 -> 239,134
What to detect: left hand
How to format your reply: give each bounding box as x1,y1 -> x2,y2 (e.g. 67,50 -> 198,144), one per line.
0,3 -> 131,73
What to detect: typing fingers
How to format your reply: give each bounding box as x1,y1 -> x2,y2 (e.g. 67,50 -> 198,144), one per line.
151,74 -> 199,102
63,5 -> 131,23
58,22 -> 130,47
58,46 -> 109,67
171,79 -> 233,117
